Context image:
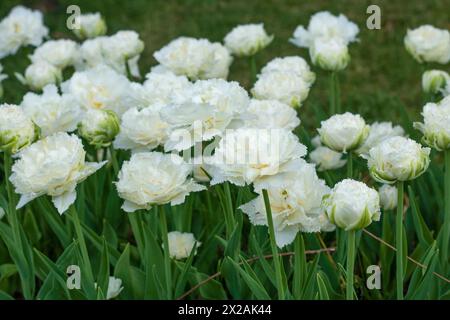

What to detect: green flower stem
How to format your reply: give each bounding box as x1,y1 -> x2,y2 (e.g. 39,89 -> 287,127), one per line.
442,149 -> 450,264
262,189 -> 285,300
160,206 -> 173,299
396,180 -> 404,300
335,72 -> 341,114
109,146 -> 119,176
3,153 -> 22,250
329,72 -> 336,115
249,55 -> 257,85
346,229 -> 356,300
347,152 -> 353,179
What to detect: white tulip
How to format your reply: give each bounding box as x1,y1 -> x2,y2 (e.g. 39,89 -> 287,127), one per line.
365,136 -> 430,184
167,231 -> 201,260
62,65 -> 133,116
154,37 -> 232,80
318,112 -> 370,153
309,37 -> 350,71
323,179 -> 381,231
10,133 -> 106,214
260,56 -> 316,85
309,146 -> 346,171
73,13 -> 107,39
240,160 -> 334,248
114,104 -> 168,152
30,40 -> 80,69
356,122 -> 405,156
290,11 -> 359,48
252,71 -> 311,108
106,277 -> 123,300
414,97 -> 450,151
224,23 -> 273,56
207,128 -> 307,186
78,109 -> 120,148
116,152 -> 205,213
404,25 -> 450,64
422,70 -> 450,95
21,84 -> 82,137
379,184 -> 398,211
0,6 -> 48,59
0,104 -> 38,154
243,99 -> 300,130
23,61 -> 62,91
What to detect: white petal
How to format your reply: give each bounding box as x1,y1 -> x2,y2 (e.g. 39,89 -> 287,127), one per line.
52,190 -> 77,215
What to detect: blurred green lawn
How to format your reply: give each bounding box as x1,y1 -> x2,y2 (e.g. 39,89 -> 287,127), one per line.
1,0 -> 450,129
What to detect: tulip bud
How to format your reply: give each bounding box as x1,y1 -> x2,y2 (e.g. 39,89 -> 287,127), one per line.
73,13 -> 107,39
23,61 -> 62,91
0,104 -> 39,154
78,109 -> 120,148
224,23 -> 273,57
365,136 -> 430,184
414,97 -> 450,151
422,70 -> 449,94
323,179 -> 381,231
309,37 -> 350,71
318,112 -> 370,153
379,184 -> 398,210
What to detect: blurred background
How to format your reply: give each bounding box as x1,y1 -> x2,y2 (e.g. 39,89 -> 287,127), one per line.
1,0 -> 449,130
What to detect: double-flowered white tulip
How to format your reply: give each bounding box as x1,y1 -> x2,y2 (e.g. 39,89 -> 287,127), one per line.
309,146 -> 347,171
379,184 -> 398,211
207,128 -> 307,186
318,112 -> 370,153
243,99 -> 300,130
30,39 -> 80,70
404,25 -> 450,64
78,109 -> 120,148
309,37 -> 350,71
0,6 -> 48,59
21,84 -> 82,137
224,23 -> 273,57
260,56 -> 316,86
356,122 -> 405,156
10,133 -> 106,214
115,152 -> 206,213
290,11 -> 359,48
154,37 -> 232,80
0,104 -> 38,154
167,231 -> 201,260
365,136 -> 430,184
240,160 -> 334,248
114,104 -> 168,152
422,70 -> 450,95
73,12 -> 107,39
414,96 -> 450,151
22,61 -> 62,91
323,179 -> 381,231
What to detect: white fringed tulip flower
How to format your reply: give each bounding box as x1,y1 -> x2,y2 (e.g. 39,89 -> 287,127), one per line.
224,23 -> 273,56
167,231 -> 201,260
365,136 -> 430,184
207,128 -> 307,186
240,161 -> 334,248
252,71 -> 311,108
114,105 -> 168,152
290,11 -> 359,48
379,184 -> 398,211
404,25 -> 450,64
30,40 -> 80,69
23,61 -> 62,91
0,6 -> 48,59
323,179 -> 381,231
62,65 -> 133,116
106,277 -> 123,300
78,109 -> 120,148
243,99 -> 300,130
422,70 -> 450,95
356,122 -> 405,156
309,146 -> 346,171
154,37 -> 232,80
21,84 -> 82,137
310,37 -> 350,71
73,13 -> 107,39
10,133 -> 106,214
318,112 -> 370,153
116,152 -> 206,213
260,56 -> 316,85
0,104 -> 38,154
414,97 -> 450,151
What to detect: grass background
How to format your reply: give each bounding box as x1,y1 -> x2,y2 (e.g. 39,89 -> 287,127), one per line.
1,0 -> 450,129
